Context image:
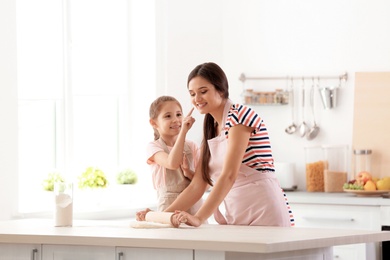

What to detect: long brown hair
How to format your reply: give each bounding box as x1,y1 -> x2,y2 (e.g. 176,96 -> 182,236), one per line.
149,96 -> 182,140
187,62 -> 229,186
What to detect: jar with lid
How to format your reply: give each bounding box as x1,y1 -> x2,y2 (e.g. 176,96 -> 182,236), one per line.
242,89 -> 253,104
352,149 -> 372,179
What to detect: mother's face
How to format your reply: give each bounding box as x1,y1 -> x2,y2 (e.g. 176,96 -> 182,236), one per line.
188,76 -> 224,115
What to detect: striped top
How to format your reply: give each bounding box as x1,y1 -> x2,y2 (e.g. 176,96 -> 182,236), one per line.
224,103 -> 275,172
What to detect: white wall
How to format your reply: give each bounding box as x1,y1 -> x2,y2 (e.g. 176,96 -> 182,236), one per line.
157,0 -> 390,190
0,0 -> 18,220
156,0 -> 225,142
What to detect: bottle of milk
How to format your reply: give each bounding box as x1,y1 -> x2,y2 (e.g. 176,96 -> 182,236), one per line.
54,182 -> 73,227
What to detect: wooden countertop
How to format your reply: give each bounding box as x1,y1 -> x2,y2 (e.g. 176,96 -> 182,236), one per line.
0,219 -> 390,254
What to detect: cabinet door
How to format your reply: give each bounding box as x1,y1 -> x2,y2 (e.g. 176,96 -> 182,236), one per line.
42,245 -> 115,260
291,203 -> 381,230
116,247 -> 193,260
0,243 -> 41,260
291,203 -> 380,260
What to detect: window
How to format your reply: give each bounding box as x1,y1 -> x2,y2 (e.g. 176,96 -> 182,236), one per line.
17,0 -> 156,214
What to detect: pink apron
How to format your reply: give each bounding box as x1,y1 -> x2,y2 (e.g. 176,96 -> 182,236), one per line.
209,100 -> 292,226
156,138 -> 202,215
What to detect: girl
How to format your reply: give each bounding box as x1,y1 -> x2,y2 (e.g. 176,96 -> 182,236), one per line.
146,96 -> 202,214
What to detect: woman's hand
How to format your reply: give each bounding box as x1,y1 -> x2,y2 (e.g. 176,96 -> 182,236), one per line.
172,210 -> 202,227
135,208 -> 151,221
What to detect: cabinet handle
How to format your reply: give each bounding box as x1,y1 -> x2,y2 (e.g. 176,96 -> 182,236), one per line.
302,216 -> 355,222
117,251 -> 124,260
31,249 -> 38,260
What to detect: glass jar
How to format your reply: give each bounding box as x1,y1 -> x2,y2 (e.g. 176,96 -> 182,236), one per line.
305,145 -> 348,192
353,149 -> 372,178
243,89 -> 253,104
304,146 -> 325,192
323,145 -> 348,192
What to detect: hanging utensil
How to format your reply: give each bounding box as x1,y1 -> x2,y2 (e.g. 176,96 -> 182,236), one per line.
299,78 -> 309,137
307,78 -> 320,140
285,78 -> 297,134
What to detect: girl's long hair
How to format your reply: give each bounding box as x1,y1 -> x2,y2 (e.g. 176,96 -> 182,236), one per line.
187,62 -> 229,186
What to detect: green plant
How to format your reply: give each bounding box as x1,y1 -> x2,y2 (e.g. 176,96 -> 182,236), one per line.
116,168 -> 138,185
78,167 -> 108,189
42,172 -> 65,191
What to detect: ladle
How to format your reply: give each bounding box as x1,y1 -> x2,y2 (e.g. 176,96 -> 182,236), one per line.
307,78 -> 320,140
285,78 -> 297,134
299,78 -> 309,137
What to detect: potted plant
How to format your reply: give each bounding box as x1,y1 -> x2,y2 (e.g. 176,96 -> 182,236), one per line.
77,166 -> 108,189
76,166 -> 109,207
116,168 -> 138,185
42,172 -> 65,192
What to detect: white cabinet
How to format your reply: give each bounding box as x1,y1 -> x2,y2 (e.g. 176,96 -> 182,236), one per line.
0,243 -> 41,260
41,245 -> 194,260
42,245 -> 115,260
116,247 -> 193,260
291,203 -> 381,260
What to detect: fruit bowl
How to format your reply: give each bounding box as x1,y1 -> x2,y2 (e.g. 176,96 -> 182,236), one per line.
343,189 -> 390,197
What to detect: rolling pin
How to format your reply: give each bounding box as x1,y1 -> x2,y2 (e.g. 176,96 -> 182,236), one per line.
145,211 -> 175,226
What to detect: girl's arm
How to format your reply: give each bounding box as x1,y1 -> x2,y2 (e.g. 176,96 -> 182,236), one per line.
174,124 -> 253,226
153,108 -> 195,170
181,153 -> 194,180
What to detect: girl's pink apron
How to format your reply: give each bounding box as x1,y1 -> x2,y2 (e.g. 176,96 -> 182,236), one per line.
209,100 -> 292,226
156,138 -> 202,215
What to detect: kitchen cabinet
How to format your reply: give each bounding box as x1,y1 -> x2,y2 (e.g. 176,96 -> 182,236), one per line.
116,247 -> 193,260
42,245 -> 114,260
291,203 -> 380,260
0,243 -> 41,260
0,244 -> 329,260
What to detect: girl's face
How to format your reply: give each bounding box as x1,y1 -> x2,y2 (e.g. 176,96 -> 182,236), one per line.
188,76 -> 224,115
151,101 -> 183,137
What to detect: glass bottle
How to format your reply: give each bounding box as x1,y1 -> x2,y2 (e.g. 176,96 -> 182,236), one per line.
353,149 -> 372,178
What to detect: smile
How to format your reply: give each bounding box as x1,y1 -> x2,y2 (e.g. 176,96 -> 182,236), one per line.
196,102 -> 207,108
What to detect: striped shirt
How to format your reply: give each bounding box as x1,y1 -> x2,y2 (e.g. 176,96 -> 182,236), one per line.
224,103 -> 275,172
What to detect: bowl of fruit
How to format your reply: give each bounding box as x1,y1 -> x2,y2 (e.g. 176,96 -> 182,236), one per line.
343,171 -> 390,196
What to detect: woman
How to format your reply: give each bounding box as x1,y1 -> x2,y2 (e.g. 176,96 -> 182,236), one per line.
137,62 -> 293,227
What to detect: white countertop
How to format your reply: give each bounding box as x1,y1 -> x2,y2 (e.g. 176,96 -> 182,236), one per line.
0,219 -> 390,254
286,191 -> 390,206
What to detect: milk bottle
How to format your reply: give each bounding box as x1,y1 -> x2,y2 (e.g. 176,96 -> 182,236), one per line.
54,182 -> 73,227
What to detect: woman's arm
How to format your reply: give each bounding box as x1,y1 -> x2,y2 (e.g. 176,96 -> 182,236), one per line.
164,155 -> 209,212
174,124 -> 253,226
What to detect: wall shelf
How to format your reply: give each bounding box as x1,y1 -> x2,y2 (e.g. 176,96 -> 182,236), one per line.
239,72 -> 348,107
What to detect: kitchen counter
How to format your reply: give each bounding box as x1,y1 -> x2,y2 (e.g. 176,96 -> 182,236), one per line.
286,191 -> 390,206
1,219 -> 390,259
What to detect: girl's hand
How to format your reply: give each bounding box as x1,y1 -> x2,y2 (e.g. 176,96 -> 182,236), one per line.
181,154 -> 194,180
172,210 -> 202,227
135,208 -> 151,221
181,108 -> 195,133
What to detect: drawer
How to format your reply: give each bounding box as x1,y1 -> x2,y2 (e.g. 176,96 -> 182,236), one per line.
291,203 -> 381,230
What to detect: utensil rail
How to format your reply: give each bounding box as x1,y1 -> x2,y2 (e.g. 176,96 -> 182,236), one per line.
239,72 -> 348,83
